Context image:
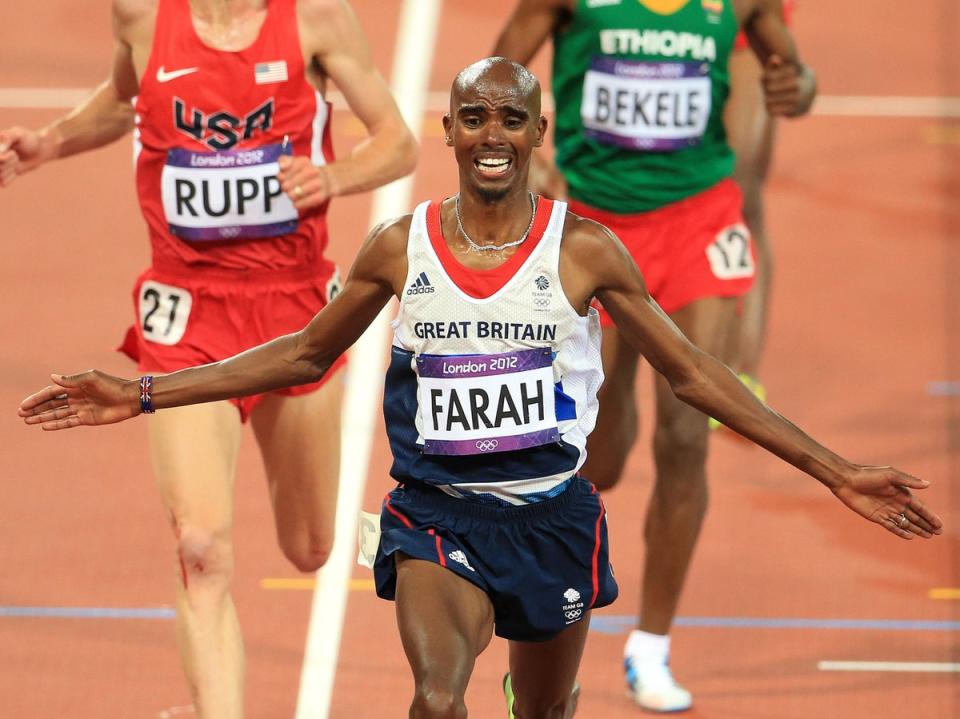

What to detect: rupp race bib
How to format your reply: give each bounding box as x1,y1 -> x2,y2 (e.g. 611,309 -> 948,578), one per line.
161,141 -> 298,241
581,57 -> 712,151
417,348 -> 560,455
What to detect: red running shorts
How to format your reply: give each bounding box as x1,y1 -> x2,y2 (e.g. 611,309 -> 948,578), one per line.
569,178 -> 755,325
119,264 -> 347,422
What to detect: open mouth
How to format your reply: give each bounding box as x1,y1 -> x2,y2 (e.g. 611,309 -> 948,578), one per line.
474,156 -> 512,177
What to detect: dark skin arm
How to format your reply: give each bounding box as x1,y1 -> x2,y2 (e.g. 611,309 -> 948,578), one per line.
737,0 -> 816,116
18,217 -> 410,427
492,0 -> 570,66
559,215 -> 941,540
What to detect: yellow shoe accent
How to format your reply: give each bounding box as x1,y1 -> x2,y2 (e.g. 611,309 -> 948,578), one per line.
738,373 -> 767,403
503,673 -> 516,719
709,374 -> 766,433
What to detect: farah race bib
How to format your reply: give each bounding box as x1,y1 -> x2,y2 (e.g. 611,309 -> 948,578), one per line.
581,57 -> 712,151
417,348 -> 560,455
161,142 -> 298,241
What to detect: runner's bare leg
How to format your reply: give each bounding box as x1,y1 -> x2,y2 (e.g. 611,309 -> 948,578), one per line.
642,296 -> 739,634
251,371 -> 345,571
508,618 -> 590,719
394,556 -> 495,718
725,48 -> 776,377
581,330 -> 641,489
150,402 -> 244,719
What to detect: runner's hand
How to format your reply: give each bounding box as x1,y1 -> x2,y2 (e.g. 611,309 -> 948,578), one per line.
0,126 -> 56,187
528,152 -> 567,200
19,371 -> 140,430
831,466 -> 943,539
278,155 -> 335,211
762,55 -> 816,117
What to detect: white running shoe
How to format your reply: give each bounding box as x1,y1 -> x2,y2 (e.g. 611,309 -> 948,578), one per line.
624,656 -> 693,713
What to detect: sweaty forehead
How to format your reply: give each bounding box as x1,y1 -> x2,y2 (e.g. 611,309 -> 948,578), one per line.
450,60 -> 540,114
453,85 -> 531,112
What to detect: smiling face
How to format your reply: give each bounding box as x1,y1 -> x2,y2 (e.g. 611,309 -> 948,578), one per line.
443,58 -> 546,202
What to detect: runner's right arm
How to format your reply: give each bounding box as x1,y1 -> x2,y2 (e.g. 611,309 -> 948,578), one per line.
18,217 -> 410,429
0,1 -> 147,186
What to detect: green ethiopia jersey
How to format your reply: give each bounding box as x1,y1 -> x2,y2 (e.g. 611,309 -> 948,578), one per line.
552,0 -> 738,212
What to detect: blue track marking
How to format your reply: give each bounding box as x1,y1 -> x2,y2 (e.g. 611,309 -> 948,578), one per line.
589,615 -> 960,634
0,606 -> 175,619
927,381 -> 960,396
4,608 -> 958,632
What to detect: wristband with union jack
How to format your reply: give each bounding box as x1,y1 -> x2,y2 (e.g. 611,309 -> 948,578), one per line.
139,375 -> 156,415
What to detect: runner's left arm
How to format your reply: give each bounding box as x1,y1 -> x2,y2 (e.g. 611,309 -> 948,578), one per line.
740,0 -> 816,116
18,218 -> 409,429
280,0 -> 417,210
568,218 -> 942,539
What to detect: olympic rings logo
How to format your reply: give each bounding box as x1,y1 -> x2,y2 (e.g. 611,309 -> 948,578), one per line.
219,226 -> 242,238
565,609 -> 582,621
475,439 -> 499,452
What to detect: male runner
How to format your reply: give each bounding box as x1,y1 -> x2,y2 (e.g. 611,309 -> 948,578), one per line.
19,58 -> 941,719
0,1 -> 415,716
494,0 -> 815,709
721,0 -> 796,408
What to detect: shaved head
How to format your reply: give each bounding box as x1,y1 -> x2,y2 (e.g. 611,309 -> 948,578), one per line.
443,57 -> 547,203
450,57 -> 541,116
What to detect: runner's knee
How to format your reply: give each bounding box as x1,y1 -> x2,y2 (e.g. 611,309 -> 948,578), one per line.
409,684 -> 467,719
279,534 -> 333,573
653,411 -> 709,467
586,391 -> 639,490
586,449 -> 632,491
176,525 -> 234,592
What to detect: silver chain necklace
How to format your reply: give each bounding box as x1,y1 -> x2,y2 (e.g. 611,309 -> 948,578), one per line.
455,192 -> 537,252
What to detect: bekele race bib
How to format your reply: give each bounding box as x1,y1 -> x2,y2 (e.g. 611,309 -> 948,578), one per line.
160,142 -> 298,241
417,348 -> 560,455
581,56 -> 712,151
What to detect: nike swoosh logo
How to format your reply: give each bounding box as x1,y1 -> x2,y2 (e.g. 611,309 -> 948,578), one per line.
156,66 -> 199,83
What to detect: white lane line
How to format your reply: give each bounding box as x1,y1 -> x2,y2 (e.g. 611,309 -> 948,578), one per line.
0,88 -> 91,108
812,95 -> 960,118
292,2 -> 440,719
3,87 -> 959,119
819,661 -> 960,673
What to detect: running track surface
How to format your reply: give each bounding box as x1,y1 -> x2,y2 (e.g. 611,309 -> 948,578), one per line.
0,1 -> 957,717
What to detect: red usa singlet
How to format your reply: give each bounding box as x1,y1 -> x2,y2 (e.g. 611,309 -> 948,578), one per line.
134,0 -> 335,276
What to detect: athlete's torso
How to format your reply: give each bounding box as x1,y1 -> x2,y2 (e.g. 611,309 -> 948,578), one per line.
552,0 -> 738,212
384,198 -> 604,505
134,0 -> 334,276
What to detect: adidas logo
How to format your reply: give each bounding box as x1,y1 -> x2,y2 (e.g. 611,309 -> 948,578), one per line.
448,550 -> 475,571
406,271 -> 436,296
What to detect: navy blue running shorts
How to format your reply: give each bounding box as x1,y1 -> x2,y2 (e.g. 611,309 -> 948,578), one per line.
373,476 -> 619,642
